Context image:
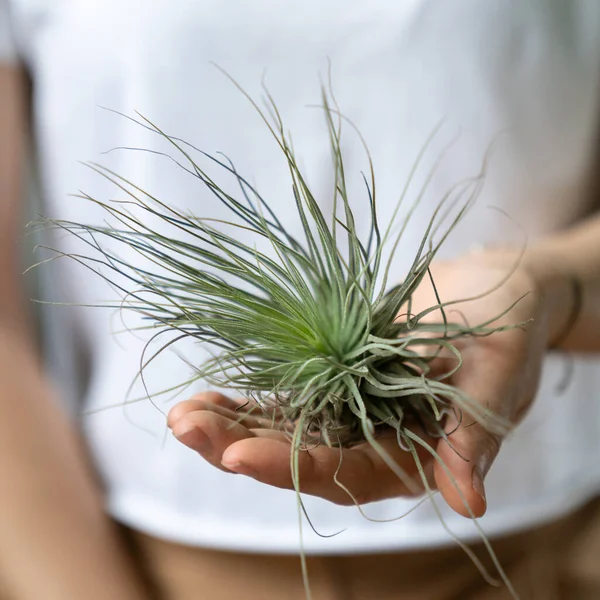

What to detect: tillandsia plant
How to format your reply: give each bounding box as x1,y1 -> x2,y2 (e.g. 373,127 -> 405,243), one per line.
39,74 -> 525,599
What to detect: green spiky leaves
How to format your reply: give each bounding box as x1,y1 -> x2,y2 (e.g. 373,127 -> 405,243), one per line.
43,81 -> 516,457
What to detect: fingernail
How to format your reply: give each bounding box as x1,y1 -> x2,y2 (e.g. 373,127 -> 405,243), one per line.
173,426 -> 213,455
471,466 -> 487,507
222,461 -> 259,479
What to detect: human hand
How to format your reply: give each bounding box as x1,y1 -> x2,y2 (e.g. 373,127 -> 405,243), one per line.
168,251 -> 552,518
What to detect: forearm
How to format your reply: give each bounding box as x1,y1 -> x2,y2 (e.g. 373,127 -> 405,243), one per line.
0,64 -> 148,599
0,330 -> 149,599
522,213 -> 600,352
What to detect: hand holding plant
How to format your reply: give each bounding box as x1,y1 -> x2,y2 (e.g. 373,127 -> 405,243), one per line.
168,250 -> 547,519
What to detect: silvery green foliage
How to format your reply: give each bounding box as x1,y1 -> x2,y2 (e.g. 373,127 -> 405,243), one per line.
41,81 -> 521,599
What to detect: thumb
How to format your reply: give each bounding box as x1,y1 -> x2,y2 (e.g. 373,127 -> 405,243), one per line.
434,417 -> 503,519
430,336 -> 522,518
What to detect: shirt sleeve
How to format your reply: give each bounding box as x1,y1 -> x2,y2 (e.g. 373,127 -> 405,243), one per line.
0,0 -> 19,65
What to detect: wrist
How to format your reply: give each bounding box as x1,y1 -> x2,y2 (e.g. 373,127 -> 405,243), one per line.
513,246 -> 580,350
467,244 -> 578,350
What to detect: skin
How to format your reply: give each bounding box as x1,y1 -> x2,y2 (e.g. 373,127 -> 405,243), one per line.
169,205 -> 600,520
0,66 -> 149,600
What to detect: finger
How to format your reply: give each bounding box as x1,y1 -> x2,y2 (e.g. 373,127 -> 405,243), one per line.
171,410 -> 287,473
167,392 -> 240,426
171,410 -> 252,472
169,400 -> 266,431
434,422 -> 501,518
221,434 -> 432,505
168,394 -> 267,430
433,346 -> 512,518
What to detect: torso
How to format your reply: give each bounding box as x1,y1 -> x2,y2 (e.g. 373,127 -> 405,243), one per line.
7,0 -> 600,551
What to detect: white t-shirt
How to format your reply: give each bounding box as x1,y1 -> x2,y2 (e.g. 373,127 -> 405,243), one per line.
3,0 -> 600,553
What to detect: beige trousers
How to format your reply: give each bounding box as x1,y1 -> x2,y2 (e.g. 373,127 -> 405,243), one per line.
123,497 -> 600,600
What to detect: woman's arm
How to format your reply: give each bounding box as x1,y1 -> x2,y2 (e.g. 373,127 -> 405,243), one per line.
0,65 -> 149,600
521,212 -> 600,353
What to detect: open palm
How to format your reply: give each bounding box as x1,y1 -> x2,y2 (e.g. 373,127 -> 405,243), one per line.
168,252 -> 548,518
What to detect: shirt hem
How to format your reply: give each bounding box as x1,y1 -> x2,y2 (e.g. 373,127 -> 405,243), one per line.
107,481 -> 600,555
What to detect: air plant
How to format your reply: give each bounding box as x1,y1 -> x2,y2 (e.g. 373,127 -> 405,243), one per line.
40,74 -> 524,599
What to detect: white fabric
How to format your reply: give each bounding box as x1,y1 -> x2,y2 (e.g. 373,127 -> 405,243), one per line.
6,0 -> 600,553
0,0 -> 17,63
